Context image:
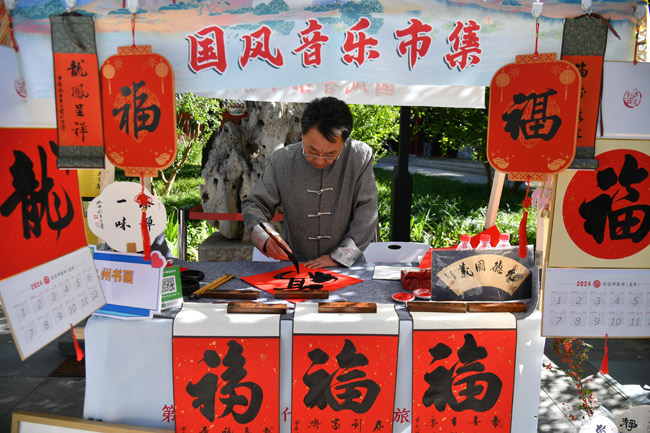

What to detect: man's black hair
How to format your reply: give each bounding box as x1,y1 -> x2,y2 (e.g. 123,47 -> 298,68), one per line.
301,97 -> 353,143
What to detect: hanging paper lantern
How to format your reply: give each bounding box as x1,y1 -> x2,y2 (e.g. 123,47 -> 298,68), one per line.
100,45 -> 176,177
487,53 -> 581,182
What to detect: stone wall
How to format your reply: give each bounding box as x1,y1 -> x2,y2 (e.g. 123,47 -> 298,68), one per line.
200,101 -> 305,241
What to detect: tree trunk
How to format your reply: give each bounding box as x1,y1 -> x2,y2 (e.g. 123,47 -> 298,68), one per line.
200,101 -> 305,240
162,141 -> 194,196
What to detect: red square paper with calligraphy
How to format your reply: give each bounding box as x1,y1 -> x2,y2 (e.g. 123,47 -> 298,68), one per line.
0,128 -> 86,281
412,329 -> 517,433
240,265 -> 362,300
548,139 -> 650,268
173,336 -> 279,433
101,45 -> 176,177
488,53 -> 581,181
292,334 -> 398,433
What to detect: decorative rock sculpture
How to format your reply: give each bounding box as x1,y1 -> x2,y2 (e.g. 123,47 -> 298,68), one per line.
200,101 -> 304,240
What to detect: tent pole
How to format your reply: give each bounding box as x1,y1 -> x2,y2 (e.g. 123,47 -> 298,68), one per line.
390,106 -> 413,241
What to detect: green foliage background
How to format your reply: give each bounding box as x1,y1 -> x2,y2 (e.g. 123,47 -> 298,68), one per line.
149,97 -> 535,260
156,165 -> 536,260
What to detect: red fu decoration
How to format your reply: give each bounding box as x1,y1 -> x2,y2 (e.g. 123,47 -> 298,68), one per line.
101,45 -> 176,177
488,53 -> 581,182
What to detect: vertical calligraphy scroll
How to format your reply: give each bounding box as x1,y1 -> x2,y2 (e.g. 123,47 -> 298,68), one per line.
100,45 -> 176,177
412,312 -> 517,433
291,303 -> 399,433
562,15 -> 609,169
50,14 -> 105,169
173,303 -> 280,433
488,53 -> 581,181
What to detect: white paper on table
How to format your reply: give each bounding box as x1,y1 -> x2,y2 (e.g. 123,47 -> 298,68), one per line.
0,246 -> 105,360
83,315 -> 175,429
293,302 -> 399,335
173,302 -> 280,337
372,265 -> 419,280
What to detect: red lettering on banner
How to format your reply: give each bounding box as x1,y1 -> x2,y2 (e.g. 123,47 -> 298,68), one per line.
292,84 -> 314,95
345,81 -> 368,95
240,25 -> 284,69
293,19 -> 329,67
395,18 -> 433,70
444,20 -> 481,71
393,408 -> 410,423
342,17 -> 380,67
323,81 -> 340,95
187,25 -> 227,74
375,83 -> 395,97
161,404 -> 175,423
282,407 -> 291,422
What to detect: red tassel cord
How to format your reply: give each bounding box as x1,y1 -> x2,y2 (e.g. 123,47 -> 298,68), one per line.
135,175 -> 152,261
7,13 -> 19,53
534,21 -> 540,58
599,333 -> 609,375
518,179 -> 532,259
70,324 -> 84,362
131,13 -> 137,51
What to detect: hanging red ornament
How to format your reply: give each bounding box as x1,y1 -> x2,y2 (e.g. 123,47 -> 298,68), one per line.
70,324 -> 84,362
487,53 -> 581,182
599,334 -> 609,375
135,175 -> 153,260
518,179 -> 532,258
100,45 -> 176,177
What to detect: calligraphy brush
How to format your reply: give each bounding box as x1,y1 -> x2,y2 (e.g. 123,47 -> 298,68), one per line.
258,223 -> 300,273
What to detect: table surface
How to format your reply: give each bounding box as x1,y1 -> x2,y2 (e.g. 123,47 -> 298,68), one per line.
164,259 -> 538,321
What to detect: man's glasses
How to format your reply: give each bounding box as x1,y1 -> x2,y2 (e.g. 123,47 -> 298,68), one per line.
302,145 -> 341,162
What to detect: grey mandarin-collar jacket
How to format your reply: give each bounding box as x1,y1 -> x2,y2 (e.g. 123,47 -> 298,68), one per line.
241,139 -> 379,267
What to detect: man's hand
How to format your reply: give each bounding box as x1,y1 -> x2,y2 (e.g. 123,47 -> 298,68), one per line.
304,255 -> 338,269
263,236 -> 292,261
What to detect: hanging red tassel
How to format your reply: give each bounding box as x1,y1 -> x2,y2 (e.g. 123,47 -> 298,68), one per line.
518,179 -> 532,259
135,175 -> 152,261
7,13 -> 19,53
599,333 -> 609,375
131,13 -> 137,51
70,324 -> 84,362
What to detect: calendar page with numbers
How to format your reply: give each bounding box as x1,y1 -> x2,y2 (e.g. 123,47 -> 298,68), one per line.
542,268 -> 650,337
0,246 -> 106,360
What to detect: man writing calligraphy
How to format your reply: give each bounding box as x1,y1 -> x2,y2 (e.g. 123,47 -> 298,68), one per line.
242,97 -> 378,268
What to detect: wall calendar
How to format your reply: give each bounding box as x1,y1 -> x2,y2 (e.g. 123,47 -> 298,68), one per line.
542,268 -> 650,338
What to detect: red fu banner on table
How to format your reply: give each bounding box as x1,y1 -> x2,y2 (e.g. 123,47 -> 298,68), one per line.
412,312 -> 517,433
291,303 -> 399,433
50,14 -> 105,169
172,303 -> 280,433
